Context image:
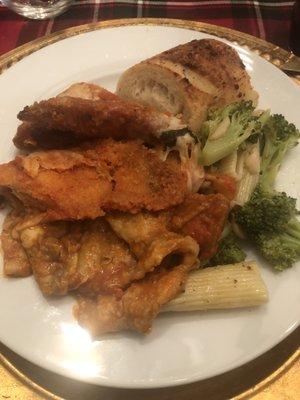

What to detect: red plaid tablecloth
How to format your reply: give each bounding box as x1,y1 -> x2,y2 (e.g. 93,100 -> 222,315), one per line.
0,1 -> 296,56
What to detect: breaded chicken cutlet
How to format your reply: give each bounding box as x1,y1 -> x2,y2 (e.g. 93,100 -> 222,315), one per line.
0,139 -> 188,222
14,83 -> 186,150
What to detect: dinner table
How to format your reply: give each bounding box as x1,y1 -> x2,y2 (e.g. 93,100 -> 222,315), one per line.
0,1 -> 299,399
0,0 -> 298,55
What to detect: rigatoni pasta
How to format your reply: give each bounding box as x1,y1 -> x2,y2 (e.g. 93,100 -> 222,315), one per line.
164,261 -> 268,312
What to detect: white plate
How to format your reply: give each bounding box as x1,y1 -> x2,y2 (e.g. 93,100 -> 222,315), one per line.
0,24 -> 299,389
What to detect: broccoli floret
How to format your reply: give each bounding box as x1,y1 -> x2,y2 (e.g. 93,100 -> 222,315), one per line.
234,185 -> 296,237
245,110 -> 271,146
257,234 -> 298,271
199,101 -> 269,166
209,232 -> 246,266
229,112 -> 300,271
260,114 -> 300,191
203,101 -> 253,132
233,186 -> 300,270
256,219 -> 300,270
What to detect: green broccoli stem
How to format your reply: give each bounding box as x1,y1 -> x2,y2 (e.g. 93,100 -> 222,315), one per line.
257,110 -> 271,126
260,144 -> 292,191
199,120 -> 256,166
220,223 -> 232,239
279,233 -> 300,252
286,218 -> 300,241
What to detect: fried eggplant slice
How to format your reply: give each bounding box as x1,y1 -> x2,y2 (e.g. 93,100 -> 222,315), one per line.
18,219 -> 138,296
75,211 -> 199,335
106,211 -> 198,275
1,210 -> 31,277
75,262 -> 196,335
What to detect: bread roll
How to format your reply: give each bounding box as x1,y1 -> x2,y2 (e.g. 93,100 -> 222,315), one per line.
117,39 -> 258,133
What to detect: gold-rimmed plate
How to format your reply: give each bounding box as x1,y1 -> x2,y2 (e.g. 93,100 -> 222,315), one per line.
0,18 -> 299,390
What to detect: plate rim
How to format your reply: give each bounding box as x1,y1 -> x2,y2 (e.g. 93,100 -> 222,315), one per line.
0,17 -> 295,75
0,18 -> 299,391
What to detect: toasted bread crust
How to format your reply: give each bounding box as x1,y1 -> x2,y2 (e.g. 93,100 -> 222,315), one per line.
117,39 -> 258,133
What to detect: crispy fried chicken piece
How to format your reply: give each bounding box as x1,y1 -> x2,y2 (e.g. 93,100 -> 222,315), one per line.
171,193 -> 230,260
1,210 -> 31,277
0,148 -> 111,221
75,263 -> 194,335
14,122 -> 83,150
92,140 -> 187,213
17,218 -> 138,296
13,83 -> 121,150
0,140 -> 188,221
14,83 -> 186,150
